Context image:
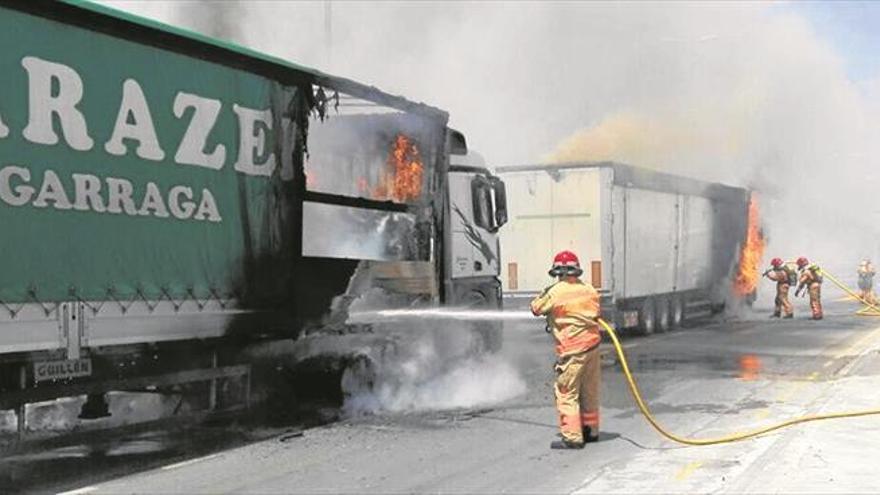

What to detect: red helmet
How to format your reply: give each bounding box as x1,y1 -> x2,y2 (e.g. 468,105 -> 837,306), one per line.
796,257 -> 809,268
771,257 -> 783,267
549,250 -> 583,277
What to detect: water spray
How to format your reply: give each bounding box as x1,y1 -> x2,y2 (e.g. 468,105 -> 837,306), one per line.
347,308 -> 536,325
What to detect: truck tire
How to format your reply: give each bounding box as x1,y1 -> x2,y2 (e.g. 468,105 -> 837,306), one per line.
656,297 -> 671,333
341,354 -> 377,402
462,291 -> 503,353
637,297 -> 656,336
670,296 -> 684,329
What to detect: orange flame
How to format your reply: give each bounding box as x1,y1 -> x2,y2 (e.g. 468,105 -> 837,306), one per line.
374,134 -> 424,203
733,194 -> 765,296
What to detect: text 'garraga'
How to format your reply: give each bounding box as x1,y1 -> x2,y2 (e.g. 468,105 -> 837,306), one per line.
0,56 -> 298,223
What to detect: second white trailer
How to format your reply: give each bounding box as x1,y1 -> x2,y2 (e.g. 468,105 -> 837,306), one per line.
498,162 -> 750,334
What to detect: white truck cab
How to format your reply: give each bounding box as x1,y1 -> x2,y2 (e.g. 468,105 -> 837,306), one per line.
445,130 -> 508,350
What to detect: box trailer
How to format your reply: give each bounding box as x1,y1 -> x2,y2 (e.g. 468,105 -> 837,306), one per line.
0,0 -> 507,429
497,162 -> 750,334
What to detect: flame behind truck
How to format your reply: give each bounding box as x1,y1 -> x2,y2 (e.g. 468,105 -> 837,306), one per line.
0,1 -> 507,431
498,162 -> 750,334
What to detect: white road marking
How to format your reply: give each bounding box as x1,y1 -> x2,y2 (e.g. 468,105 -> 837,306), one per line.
833,325 -> 880,360
160,453 -> 221,471
56,486 -> 98,495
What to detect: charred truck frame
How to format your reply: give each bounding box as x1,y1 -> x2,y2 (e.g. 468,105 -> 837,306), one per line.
0,1 -> 507,435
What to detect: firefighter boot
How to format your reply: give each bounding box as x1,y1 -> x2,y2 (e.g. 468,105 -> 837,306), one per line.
550,439 -> 585,450
583,426 -> 599,443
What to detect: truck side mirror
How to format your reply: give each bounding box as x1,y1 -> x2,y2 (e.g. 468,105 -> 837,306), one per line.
491,177 -> 508,229
471,175 -> 507,233
471,176 -> 492,231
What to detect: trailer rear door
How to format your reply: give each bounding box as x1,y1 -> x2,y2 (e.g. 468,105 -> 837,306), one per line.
499,168 -> 602,297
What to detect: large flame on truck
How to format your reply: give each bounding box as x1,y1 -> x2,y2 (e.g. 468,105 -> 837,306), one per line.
733,194 -> 765,296
374,134 -> 424,203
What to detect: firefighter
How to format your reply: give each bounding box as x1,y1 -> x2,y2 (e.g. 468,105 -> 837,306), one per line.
530,250 -> 601,450
763,257 -> 794,318
857,259 -> 876,305
795,257 -> 823,320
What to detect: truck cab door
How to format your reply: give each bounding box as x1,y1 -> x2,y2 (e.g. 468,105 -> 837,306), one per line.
448,169 -> 507,281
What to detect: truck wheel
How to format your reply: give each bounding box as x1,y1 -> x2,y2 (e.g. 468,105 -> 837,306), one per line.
341,354 -> 377,402
656,297 -> 671,333
670,296 -> 684,329
462,291 -> 503,353
637,298 -> 656,336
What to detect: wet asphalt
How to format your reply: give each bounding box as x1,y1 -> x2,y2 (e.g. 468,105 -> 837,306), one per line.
4,299 -> 880,493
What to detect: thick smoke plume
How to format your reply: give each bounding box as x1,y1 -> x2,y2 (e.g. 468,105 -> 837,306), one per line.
102,1 -> 880,290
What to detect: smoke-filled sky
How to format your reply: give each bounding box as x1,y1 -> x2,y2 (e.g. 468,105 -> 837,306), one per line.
102,0 -> 880,267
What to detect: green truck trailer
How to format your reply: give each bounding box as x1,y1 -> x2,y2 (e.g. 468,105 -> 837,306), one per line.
0,1 -> 508,428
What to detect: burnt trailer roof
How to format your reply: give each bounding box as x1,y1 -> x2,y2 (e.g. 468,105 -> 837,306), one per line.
496,161 -> 749,204
2,0 -> 449,125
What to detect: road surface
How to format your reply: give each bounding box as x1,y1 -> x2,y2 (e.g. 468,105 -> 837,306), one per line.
7,300 -> 880,493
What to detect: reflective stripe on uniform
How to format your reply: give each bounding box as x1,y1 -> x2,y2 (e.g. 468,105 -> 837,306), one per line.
556,328 -> 600,356
581,410 -> 599,427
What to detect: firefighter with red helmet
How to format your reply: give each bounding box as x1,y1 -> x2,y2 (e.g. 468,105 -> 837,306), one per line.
763,257 -> 795,318
530,250 -> 601,449
795,257 -> 824,320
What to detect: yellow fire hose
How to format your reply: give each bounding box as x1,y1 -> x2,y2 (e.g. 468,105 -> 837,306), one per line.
597,267 -> 880,446
818,269 -> 880,316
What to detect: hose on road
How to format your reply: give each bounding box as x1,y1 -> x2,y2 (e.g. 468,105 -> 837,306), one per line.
598,304 -> 880,445
818,268 -> 880,316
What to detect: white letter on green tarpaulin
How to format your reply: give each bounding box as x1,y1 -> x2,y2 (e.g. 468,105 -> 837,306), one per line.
138,182 -> 170,218
72,173 -> 107,213
194,189 -> 222,222
174,92 -> 225,169
32,170 -> 73,210
168,185 -> 196,219
0,166 -> 35,206
105,79 -> 166,161
105,177 -> 138,215
233,104 -> 276,177
21,56 -> 94,151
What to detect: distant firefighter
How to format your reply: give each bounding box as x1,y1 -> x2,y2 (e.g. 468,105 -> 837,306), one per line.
530,250 -> 601,450
857,259 -> 876,305
795,257 -> 823,320
763,257 -> 795,318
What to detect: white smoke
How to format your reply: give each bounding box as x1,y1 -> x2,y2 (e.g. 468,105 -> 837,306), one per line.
100,1 -> 880,285
341,293 -> 528,414
342,332 -> 527,414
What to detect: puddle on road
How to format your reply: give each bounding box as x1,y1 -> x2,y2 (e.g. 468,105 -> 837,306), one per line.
738,354 -> 763,381
605,351 -> 825,382
610,396 -> 771,420
599,350 -> 814,412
